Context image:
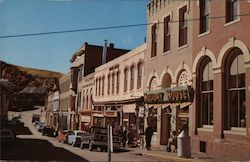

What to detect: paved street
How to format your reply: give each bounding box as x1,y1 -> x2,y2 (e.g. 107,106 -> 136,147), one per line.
2,108 -> 163,162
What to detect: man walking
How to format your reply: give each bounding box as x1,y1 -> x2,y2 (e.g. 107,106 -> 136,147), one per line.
145,123 -> 153,150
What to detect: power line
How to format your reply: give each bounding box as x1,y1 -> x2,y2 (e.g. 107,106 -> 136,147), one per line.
0,13 -> 249,39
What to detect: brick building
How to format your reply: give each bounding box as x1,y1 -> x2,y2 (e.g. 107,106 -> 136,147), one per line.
191,0 -> 250,158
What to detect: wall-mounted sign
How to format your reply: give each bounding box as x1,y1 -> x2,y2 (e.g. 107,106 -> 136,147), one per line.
104,111 -> 117,117
144,86 -> 193,104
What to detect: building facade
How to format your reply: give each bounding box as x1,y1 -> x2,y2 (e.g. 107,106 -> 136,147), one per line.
69,42 -> 130,130
46,84 -> 59,128
145,0 -> 193,149
93,43 -> 146,146
59,72 -> 71,130
191,0 -> 250,157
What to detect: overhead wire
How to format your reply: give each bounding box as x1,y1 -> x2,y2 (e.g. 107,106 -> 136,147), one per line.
0,13 -> 250,39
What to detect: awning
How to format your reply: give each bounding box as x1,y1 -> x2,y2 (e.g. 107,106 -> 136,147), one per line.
180,102 -> 191,109
161,103 -> 171,109
170,103 -> 180,109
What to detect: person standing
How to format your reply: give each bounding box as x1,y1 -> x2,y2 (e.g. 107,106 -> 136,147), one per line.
145,123 -> 153,150
121,127 -> 128,147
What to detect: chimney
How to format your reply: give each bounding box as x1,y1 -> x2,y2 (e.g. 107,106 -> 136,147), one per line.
102,40 -> 108,65
109,43 -> 114,48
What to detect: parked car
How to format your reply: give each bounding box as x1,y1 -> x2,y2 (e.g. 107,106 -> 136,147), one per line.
58,130 -> 73,143
0,130 -> 16,143
42,125 -> 56,137
68,130 -> 86,147
37,123 -> 45,132
80,126 -> 121,151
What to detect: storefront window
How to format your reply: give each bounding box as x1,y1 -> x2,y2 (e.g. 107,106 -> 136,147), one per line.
224,48 -> 245,129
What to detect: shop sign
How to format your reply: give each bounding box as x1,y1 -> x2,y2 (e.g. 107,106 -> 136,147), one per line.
81,115 -> 91,122
144,86 -> 193,104
104,111 -> 117,117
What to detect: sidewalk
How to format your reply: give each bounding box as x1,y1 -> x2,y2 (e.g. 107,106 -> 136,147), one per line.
130,147 -> 250,162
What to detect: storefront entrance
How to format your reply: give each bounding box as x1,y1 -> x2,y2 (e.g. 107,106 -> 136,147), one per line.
160,107 -> 171,145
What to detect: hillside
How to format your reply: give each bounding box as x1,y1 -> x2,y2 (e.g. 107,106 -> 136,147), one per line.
0,61 -> 65,93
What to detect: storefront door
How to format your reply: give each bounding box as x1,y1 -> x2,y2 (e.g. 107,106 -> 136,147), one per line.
160,108 -> 171,145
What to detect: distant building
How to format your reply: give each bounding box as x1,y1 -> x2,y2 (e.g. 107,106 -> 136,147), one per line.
69,42 -> 130,130
58,72 -> 71,130
93,43 -> 146,146
46,84 -> 59,128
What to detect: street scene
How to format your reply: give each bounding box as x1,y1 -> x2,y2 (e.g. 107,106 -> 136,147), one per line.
1,0 -> 250,161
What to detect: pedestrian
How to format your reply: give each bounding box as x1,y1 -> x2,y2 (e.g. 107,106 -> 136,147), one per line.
145,123 -> 153,150
121,127 -> 128,147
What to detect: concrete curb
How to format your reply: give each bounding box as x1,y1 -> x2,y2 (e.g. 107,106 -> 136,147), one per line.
141,152 -> 201,162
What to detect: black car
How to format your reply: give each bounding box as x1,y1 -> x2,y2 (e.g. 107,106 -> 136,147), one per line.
42,125 -> 56,137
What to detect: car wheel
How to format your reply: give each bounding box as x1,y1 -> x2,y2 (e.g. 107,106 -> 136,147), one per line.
89,141 -> 94,151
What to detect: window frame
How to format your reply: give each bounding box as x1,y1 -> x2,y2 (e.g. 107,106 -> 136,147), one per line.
179,5 -> 188,47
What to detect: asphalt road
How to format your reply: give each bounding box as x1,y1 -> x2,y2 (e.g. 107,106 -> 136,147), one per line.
2,107 -> 163,162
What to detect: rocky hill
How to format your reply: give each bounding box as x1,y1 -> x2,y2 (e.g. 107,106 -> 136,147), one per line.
0,61 -> 65,93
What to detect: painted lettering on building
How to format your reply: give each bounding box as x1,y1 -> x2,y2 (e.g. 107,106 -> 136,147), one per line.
144,93 -> 164,103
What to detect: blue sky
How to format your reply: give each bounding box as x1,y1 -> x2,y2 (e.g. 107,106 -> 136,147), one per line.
0,0 -> 148,74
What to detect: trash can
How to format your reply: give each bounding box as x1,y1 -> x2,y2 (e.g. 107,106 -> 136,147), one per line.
177,130 -> 191,158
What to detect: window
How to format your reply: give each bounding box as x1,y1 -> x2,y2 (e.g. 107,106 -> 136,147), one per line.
82,91 -> 85,109
77,92 -> 81,108
124,68 -> 128,92
224,48 -> 245,129
163,15 -> 171,52
89,93 -> 92,109
151,23 -> 157,57
78,66 -> 83,82
102,76 -> 105,96
130,65 -> 135,91
199,57 -> 213,126
95,79 -> 98,96
161,73 -> 171,88
108,74 -> 110,95
112,73 -> 115,94
116,71 -> 120,94
150,77 -> 158,91
226,0 -> 239,23
179,6 -> 187,47
137,63 -> 143,89
199,0 -> 210,34
98,78 -> 101,96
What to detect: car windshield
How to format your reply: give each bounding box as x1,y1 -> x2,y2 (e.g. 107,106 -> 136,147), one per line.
76,132 -> 85,136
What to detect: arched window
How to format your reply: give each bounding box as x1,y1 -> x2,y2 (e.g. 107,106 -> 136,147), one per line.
161,73 -> 172,88
95,78 -> 98,96
98,77 -> 101,96
224,48 -> 245,129
198,57 -> 213,126
102,76 -> 105,96
112,72 -> 115,94
130,65 -> 135,91
116,71 -> 120,94
150,77 -> 158,91
124,68 -> 128,92
177,70 -> 189,86
82,90 -> 85,109
89,89 -> 92,110
137,62 -> 143,89
107,74 -> 110,95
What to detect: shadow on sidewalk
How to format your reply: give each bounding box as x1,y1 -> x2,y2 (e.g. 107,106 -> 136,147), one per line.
1,138 -> 89,161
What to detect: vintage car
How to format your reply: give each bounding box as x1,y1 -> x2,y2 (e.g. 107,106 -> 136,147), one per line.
58,130 -> 73,144
42,125 -> 56,137
68,130 -> 86,147
80,126 -> 121,151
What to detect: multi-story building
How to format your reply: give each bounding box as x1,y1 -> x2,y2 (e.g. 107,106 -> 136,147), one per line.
46,84 -> 59,128
69,42 -> 130,130
191,0 -> 250,157
59,72 -> 71,130
93,43 -> 146,146
144,0 -> 194,149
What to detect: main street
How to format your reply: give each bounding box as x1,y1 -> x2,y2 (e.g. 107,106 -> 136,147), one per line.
3,107 -> 164,162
